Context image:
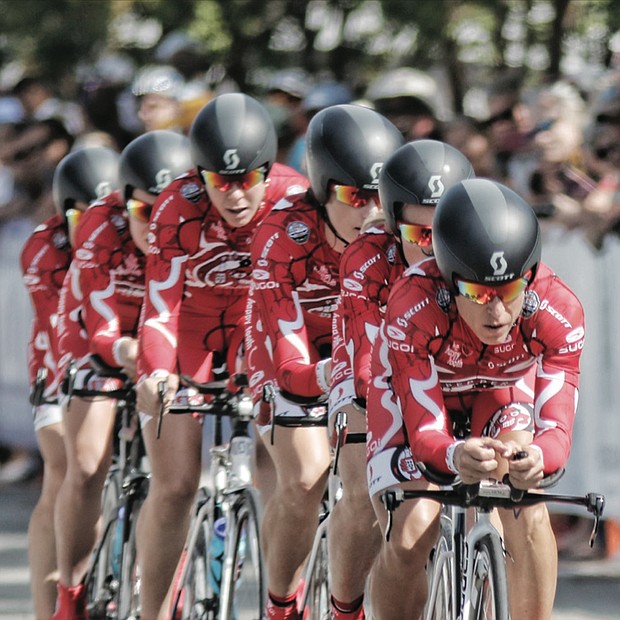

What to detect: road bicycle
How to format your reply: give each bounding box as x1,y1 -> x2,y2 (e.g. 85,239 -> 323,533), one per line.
165,374 -> 264,620
71,356 -> 149,620
264,385 -> 365,620
380,464 -> 605,620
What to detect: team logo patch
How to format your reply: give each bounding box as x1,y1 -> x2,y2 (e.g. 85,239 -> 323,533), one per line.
343,277 -> 363,292
180,181 -> 202,203
111,213 -> 127,233
436,286 -> 452,312
521,290 -> 539,318
390,446 -> 420,480
286,221 -> 310,244
52,230 -> 69,249
387,243 -> 398,264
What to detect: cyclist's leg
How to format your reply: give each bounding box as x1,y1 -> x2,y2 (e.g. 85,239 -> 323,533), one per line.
28,409 -> 66,619
327,404 -> 379,617
137,409 -> 202,620
499,504 -> 557,620
258,423 -> 330,608
369,480 -> 439,620
253,429 -> 277,510
55,394 -> 116,586
366,392 -> 439,620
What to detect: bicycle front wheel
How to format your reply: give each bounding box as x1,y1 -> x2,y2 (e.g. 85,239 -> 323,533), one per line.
118,477 -> 149,620
468,533 -> 509,620
219,488 -> 264,620
425,534 -> 456,620
84,468 -> 122,619
300,520 -> 330,620
171,496 -> 218,620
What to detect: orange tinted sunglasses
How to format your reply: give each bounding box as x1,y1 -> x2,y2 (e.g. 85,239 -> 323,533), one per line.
331,184 -> 380,208
398,222 -> 433,247
126,198 -> 152,223
200,167 -> 266,191
455,271 -> 532,305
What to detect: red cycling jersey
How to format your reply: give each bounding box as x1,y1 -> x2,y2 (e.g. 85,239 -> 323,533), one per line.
57,191 -> 145,381
331,224 -> 405,411
138,163 -> 308,382
20,214 -> 71,396
372,258 -> 584,476
246,194 -> 343,419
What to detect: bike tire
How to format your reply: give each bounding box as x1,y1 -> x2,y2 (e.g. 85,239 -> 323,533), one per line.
219,488 -> 264,620
171,500 -> 219,620
301,522 -> 330,620
468,533 -> 509,620
425,533 -> 456,620
118,478 -> 149,620
84,468 -> 122,619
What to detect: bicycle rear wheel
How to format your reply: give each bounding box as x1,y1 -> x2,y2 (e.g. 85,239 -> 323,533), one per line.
468,533 -> 509,620
219,488 -> 264,620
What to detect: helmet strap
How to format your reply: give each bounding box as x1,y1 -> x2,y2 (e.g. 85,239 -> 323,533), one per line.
308,188 -> 350,248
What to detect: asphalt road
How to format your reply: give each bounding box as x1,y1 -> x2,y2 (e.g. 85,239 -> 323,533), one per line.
1,479 -> 618,619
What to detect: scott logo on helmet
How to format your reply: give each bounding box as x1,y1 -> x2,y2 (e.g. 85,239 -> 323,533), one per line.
490,251 -> 508,276
151,169 -> 173,194
428,175 -> 444,199
370,162 -> 383,185
95,181 -> 112,199
224,149 -> 241,170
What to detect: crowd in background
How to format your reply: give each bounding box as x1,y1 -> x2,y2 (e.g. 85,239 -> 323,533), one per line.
2,37 -> 620,488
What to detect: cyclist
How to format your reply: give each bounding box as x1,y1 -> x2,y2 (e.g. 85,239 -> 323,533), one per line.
331,140 -> 475,620
19,146 -> 118,620
245,103 -> 403,620
374,177 -> 585,620
133,93 -> 308,620
52,134 -> 192,620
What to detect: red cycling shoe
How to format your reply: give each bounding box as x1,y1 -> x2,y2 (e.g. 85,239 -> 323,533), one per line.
51,583 -> 88,620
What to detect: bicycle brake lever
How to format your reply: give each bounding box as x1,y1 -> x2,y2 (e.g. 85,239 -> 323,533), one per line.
156,380 -> 167,439
586,493 -> 605,547
332,411 -> 348,475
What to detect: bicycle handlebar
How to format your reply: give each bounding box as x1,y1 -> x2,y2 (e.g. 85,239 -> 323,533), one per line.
155,374 -> 253,439
380,478 -> 605,546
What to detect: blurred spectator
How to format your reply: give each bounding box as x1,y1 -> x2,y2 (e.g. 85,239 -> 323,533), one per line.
1,118 -> 74,225
263,68 -> 313,165
480,73 -> 538,191
365,67 -> 445,140
13,75 -> 85,136
523,80 -> 596,227
132,64 -> 185,133
580,76 -> 620,249
132,63 -> 211,135
443,115 -> 500,178
286,79 -> 353,173
78,51 -> 138,150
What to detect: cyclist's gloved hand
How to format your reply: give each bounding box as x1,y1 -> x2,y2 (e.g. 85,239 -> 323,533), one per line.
137,372 -> 180,417
454,437 -> 513,484
506,445 -> 545,490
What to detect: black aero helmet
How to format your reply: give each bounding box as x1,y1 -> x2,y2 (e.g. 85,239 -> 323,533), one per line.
305,104 -> 405,204
380,140 -> 475,237
53,146 -> 120,219
119,130 -> 192,200
433,178 -> 541,289
189,93 -> 277,175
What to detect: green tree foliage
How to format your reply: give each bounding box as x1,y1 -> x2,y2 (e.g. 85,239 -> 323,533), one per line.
0,0 -> 111,85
